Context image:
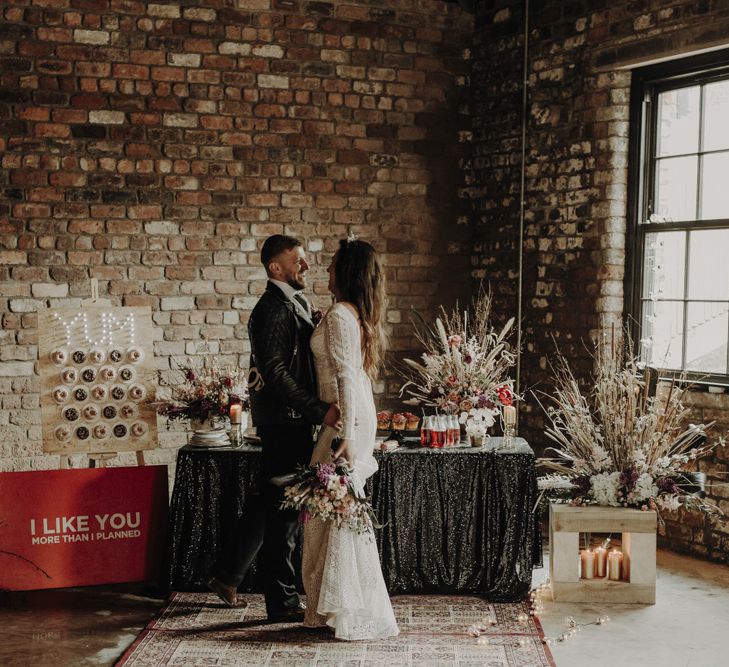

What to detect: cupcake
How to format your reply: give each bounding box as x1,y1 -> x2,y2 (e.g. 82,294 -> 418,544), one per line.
376,410 -> 392,430
391,412 -> 407,431
404,412 -> 419,431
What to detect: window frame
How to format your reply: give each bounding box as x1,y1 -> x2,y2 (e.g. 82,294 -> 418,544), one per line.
627,48 -> 729,386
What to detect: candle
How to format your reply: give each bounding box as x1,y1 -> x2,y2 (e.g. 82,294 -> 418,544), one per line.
608,549 -> 623,581
580,549 -> 595,579
229,404 -> 242,424
595,546 -> 608,577
503,405 -> 516,426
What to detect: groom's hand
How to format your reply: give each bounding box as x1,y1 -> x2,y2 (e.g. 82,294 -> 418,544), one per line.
323,402 -> 342,430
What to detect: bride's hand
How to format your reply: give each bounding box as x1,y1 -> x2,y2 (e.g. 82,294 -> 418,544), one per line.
333,438 -> 354,467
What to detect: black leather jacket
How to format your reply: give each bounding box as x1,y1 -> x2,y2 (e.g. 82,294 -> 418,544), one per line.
247,282 -> 329,427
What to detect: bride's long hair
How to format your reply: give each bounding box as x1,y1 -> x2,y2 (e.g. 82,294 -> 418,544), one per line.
334,238 -> 387,379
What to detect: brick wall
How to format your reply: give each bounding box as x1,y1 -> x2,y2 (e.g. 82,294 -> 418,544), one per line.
467,0 -> 729,561
658,390 -> 729,564
0,0 -> 474,473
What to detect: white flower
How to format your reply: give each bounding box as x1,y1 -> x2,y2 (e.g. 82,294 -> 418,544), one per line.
655,494 -> 681,512
628,473 -> 658,504
590,472 -> 621,506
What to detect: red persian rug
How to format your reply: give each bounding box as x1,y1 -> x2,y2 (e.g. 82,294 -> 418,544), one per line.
117,593 -> 555,666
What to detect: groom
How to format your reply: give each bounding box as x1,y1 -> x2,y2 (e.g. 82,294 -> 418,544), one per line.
209,234 -> 341,622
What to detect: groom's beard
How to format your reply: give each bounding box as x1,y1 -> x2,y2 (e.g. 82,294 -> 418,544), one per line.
287,275 -> 306,291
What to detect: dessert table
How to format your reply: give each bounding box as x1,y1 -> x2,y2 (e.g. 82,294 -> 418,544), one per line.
165,437 -> 541,601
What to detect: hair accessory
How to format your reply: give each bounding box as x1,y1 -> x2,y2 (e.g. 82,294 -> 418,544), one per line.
346,231 -> 358,243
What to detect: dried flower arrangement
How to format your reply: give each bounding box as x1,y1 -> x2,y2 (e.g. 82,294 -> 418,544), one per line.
398,288 -> 516,433
537,331 -> 724,515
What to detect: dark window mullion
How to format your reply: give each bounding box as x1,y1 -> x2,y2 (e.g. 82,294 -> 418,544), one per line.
697,84 -> 706,221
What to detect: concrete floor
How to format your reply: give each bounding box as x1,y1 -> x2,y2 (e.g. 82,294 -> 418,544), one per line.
1,550 -> 728,666
0,585 -> 163,667
535,549 -> 729,667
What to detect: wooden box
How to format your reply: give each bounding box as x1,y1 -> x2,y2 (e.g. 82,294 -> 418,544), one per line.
549,504 -> 656,604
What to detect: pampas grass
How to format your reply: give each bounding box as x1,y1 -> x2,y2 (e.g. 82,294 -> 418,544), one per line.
537,330 -> 722,512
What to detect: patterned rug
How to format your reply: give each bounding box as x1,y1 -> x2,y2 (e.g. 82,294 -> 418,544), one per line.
116,593 -> 555,666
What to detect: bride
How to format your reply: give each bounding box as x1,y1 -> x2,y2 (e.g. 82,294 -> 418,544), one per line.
302,238 -> 399,641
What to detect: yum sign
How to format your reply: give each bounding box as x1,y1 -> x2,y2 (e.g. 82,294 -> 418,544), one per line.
0,466 -> 168,590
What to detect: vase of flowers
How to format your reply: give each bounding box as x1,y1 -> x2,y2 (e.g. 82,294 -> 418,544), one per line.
398,288 -> 517,436
537,332 -> 724,517
153,349 -> 249,449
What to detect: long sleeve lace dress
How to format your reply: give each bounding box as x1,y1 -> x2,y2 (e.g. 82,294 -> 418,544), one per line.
301,302 -> 399,641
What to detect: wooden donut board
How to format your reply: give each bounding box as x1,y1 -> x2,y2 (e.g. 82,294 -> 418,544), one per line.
38,303 -> 158,459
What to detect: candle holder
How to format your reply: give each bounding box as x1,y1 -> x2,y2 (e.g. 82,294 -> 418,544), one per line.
229,422 -> 244,447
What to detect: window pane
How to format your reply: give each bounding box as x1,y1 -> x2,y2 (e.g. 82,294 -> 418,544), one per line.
685,302 -> 728,374
642,231 -> 686,299
641,300 -> 684,370
656,86 -> 700,157
687,229 -> 729,300
703,80 -> 729,152
654,156 -> 697,221
700,152 -> 729,220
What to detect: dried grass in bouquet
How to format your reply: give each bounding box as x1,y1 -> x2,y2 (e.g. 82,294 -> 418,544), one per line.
537,330 -> 725,516
399,287 -> 516,431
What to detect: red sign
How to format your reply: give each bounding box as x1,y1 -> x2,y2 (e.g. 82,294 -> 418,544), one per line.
0,466 -> 168,591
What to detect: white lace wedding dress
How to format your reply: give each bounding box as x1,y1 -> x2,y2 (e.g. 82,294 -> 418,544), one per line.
302,302 -> 399,641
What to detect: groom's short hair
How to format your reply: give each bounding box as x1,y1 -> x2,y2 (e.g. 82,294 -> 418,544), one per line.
261,234 -> 302,272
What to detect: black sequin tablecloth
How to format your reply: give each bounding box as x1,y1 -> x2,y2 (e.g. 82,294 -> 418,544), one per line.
166,438 -> 541,601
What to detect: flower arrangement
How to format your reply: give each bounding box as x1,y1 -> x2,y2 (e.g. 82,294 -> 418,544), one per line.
537,332 -> 724,515
154,352 -> 249,425
399,288 -> 516,432
280,462 -> 381,534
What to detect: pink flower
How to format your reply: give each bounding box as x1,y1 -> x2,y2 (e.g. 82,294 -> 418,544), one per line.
447,335 -> 462,347
446,375 -> 458,387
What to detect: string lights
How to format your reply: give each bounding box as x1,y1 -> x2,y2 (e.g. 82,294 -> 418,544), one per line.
466,580 -> 612,649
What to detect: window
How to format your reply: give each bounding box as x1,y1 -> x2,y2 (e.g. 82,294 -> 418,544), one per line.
629,51 -> 729,381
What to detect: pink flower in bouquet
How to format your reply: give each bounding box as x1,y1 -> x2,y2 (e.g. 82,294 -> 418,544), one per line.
460,399 -> 474,412
446,375 -> 458,387
447,334 -> 462,347
448,391 -> 461,403
316,463 -> 336,485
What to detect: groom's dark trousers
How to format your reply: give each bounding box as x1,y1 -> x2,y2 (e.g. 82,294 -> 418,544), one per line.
212,422 -> 313,615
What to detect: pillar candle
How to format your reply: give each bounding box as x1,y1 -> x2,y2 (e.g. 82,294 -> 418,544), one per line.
608,549 -> 623,581
229,404 -> 242,424
503,405 -> 516,426
595,546 -> 608,577
580,549 -> 596,579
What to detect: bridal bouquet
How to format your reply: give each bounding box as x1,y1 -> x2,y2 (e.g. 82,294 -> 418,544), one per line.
538,333 -> 723,515
399,288 -> 516,431
154,352 -> 249,424
280,462 -> 381,534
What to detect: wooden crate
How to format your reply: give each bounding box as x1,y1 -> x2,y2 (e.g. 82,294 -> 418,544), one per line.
549,504 -> 656,604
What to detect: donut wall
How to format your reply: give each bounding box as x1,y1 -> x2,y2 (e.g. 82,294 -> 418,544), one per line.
38,306 -> 158,454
